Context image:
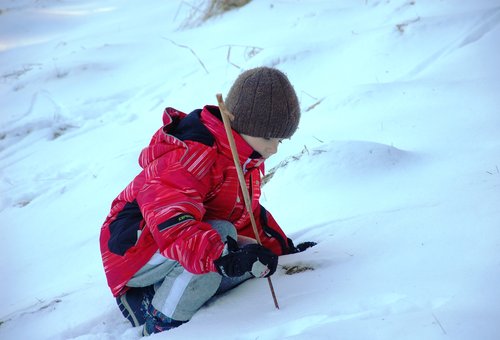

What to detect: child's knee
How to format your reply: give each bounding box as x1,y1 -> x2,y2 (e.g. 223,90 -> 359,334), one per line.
207,220 -> 237,242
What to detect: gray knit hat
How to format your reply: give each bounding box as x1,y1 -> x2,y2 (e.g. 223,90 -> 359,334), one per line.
225,67 -> 300,138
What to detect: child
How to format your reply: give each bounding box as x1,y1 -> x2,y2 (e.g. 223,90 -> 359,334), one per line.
99,67 -> 315,336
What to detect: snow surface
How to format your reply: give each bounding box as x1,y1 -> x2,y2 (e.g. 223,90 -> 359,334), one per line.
1,0 -> 500,339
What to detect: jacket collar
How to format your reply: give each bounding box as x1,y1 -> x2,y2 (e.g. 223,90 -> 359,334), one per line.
200,105 -> 264,172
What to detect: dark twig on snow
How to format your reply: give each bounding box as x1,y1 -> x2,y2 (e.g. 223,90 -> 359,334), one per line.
163,38 -> 209,74
395,17 -> 421,34
226,46 -> 242,70
432,313 -> 447,335
486,165 -> 500,175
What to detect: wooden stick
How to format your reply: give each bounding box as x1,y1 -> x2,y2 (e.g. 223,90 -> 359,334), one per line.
216,93 -> 280,310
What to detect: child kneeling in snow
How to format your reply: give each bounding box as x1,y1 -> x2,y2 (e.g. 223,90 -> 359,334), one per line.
99,67 -> 315,336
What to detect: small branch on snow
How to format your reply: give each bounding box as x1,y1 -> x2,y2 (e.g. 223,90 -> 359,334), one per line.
226,46 -> 242,70
395,17 -> 421,34
396,22 -> 406,33
303,145 -> 310,155
301,91 -> 324,112
312,136 -> 324,143
281,264 -> 314,275
432,313 -> 447,335
486,165 -> 500,175
301,90 -> 319,101
163,38 -> 209,74
214,44 -> 263,68
305,98 -> 324,112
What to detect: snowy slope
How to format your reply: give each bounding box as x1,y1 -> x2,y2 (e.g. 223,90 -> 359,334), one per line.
1,1 -> 499,339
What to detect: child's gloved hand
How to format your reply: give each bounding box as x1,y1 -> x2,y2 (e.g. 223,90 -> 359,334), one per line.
214,237 -> 278,278
287,238 -> 317,254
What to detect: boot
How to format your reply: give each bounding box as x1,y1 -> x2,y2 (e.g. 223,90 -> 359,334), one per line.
116,285 -> 155,327
142,304 -> 186,336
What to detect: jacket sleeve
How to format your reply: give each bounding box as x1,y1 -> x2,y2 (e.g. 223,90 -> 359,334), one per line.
252,204 -> 294,256
136,148 -> 224,274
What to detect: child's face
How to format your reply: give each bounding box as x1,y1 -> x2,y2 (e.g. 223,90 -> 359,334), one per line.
241,134 -> 283,159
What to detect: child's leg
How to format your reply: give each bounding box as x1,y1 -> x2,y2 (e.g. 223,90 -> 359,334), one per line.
151,264 -> 221,321
150,220 -> 238,321
216,272 -> 253,295
118,220 -> 246,331
117,254 -> 178,327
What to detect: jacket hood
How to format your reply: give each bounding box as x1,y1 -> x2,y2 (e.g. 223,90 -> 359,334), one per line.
138,107 -> 187,169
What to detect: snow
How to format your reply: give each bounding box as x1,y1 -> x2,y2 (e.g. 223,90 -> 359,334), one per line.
1,0 -> 499,339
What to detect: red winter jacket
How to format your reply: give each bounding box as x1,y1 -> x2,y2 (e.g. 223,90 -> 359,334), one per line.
99,106 -> 293,297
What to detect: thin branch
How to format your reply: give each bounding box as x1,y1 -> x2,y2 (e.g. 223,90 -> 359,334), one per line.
226,46 -> 242,70
305,98 -> 324,112
301,90 -> 319,101
163,38 -> 209,74
312,136 -> 324,143
432,313 -> 447,335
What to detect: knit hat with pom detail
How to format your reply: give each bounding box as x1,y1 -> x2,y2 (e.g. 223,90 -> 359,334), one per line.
225,67 -> 300,139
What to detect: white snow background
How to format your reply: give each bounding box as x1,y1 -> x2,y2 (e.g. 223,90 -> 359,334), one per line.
1,0 -> 499,339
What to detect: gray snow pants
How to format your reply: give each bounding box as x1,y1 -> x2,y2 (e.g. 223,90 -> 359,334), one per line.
126,220 -> 252,321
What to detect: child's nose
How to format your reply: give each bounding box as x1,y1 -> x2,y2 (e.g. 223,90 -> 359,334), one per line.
269,143 -> 279,155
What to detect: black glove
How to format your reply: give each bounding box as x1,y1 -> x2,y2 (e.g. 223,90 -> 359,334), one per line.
214,237 -> 278,278
287,238 -> 317,254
